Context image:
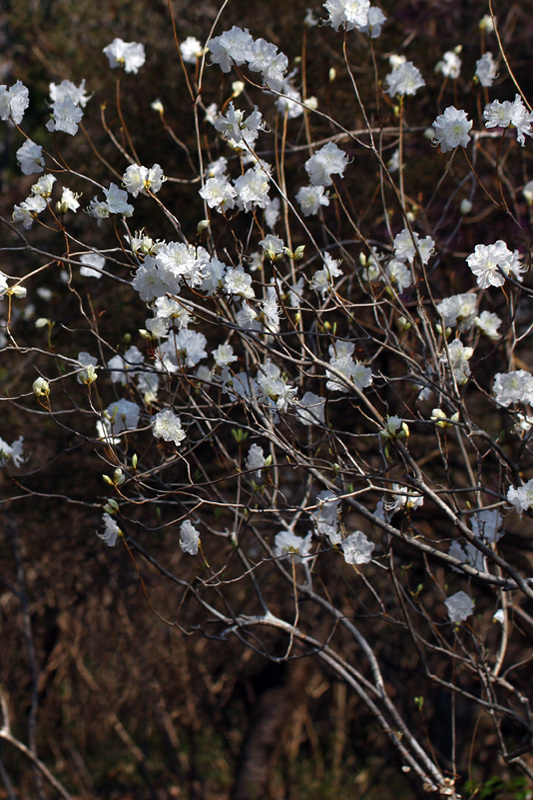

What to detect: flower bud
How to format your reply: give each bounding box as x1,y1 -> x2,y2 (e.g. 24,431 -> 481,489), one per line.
33,377 -> 50,397
231,81 -> 245,98
397,316 -> 411,332
103,498 -> 119,514
80,365 -> 98,385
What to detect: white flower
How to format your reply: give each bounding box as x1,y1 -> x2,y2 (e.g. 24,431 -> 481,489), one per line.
473,310 -> 501,340
483,99 -> 512,129
205,157 -> 228,178
180,36 -> 203,64
136,371 -> 159,404
199,176 -> 237,212
305,142 -> 348,187
312,490 -> 341,543
98,512 -> 120,547
483,94 -> 533,146
204,103 -> 218,124
104,182 -> 134,216
49,79 -> 91,108
466,240 -> 523,288
12,194 -> 47,229
56,187 -> 81,214
107,346 -> 143,384
327,342 -> 372,393
493,370 -> 533,407
248,38 -> 288,90
17,140 -> 45,175
393,229 -> 435,265
156,242 -> 209,289
31,174 -> 56,198
359,6 -> 386,38
102,399 -> 140,436
208,26 -> 254,73
264,197 -> 280,229
274,531 -> 313,562
261,286 -> 281,333
213,343 -> 237,368
295,184 -> 330,216
509,94 -> 533,146
507,479 -> 533,517
435,51 -> 462,80
445,590 -> 474,623
122,163 -> 165,197
245,443 -> 269,479
172,328 -> 208,368
256,359 -> 296,411
471,509 -> 503,544
234,165 -> 271,211
312,252 -> 343,296
214,102 -> 264,150
448,540 -> 484,572
152,408 -> 186,447
0,436 -> 24,467
180,520 -> 200,554
87,198 -> 110,222
341,531 -> 374,564
296,392 -> 326,426
432,106 -> 472,153
323,0 -> 370,31
224,266 -> 255,299
259,234 -> 285,260
103,38 -> 146,73
475,52 -> 497,87
386,259 -> 412,292
0,80 -> 29,124
132,257 -> 169,301
441,339 -> 473,384
128,232 -> 164,256
80,252 -> 106,279
388,484 -> 423,513
436,293 -> 477,328
384,61 -> 425,97
46,97 -> 84,135
200,256 -> 227,295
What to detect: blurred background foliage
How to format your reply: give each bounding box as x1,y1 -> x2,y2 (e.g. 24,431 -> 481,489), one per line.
1,0 -> 533,798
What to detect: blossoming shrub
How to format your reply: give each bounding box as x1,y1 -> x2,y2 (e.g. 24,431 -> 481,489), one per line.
2,0 -> 533,796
